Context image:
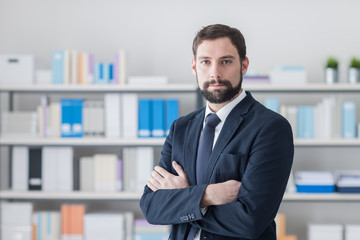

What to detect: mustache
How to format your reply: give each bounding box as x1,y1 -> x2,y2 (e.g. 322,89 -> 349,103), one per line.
203,79 -> 233,88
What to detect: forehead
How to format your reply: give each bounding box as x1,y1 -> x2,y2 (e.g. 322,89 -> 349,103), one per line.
196,37 -> 238,59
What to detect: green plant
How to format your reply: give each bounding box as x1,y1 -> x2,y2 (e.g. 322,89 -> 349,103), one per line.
326,57 -> 339,69
349,57 -> 360,69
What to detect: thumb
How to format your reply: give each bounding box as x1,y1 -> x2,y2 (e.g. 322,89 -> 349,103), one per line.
172,161 -> 186,178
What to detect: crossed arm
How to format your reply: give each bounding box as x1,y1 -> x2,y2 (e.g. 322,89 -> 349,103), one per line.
147,160 -> 241,207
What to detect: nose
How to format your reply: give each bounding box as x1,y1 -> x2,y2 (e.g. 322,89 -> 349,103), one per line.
210,64 -> 221,80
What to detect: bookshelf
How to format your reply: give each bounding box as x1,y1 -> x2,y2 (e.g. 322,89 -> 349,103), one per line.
2,82 -> 360,239
246,82 -> 360,240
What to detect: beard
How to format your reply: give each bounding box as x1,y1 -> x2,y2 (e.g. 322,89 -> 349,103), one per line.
199,76 -> 242,104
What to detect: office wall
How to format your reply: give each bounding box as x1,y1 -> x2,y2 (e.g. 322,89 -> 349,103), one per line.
1,0 -> 360,83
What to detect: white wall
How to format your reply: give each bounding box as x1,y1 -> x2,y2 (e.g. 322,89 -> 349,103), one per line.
1,0 -> 360,83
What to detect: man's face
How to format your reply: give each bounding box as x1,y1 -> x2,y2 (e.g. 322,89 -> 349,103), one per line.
192,37 -> 249,104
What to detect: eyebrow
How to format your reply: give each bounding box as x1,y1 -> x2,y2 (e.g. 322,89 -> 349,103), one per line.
197,55 -> 236,60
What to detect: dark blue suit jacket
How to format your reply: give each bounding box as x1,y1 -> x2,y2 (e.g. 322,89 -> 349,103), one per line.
140,92 -> 294,239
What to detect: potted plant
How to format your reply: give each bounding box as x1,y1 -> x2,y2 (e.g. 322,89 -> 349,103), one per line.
325,57 -> 339,84
348,57 -> 360,84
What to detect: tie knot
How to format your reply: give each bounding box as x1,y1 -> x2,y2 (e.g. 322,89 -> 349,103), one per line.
205,113 -> 221,128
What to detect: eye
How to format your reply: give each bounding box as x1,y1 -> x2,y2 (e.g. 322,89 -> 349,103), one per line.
200,60 -> 210,65
222,59 -> 232,64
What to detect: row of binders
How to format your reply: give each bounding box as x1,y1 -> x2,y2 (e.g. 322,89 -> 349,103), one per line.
1,94 -> 179,139
286,171 -> 360,194
11,146 -> 154,193
265,97 -> 358,139
0,202 -> 170,240
52,49 -> 126,85
308,223 -> 360,240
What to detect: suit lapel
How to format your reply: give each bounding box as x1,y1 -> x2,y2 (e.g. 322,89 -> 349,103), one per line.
205,92 -> 255,183
184,110 -> 205,185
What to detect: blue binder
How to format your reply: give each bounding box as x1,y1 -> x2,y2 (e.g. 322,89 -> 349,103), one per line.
138,99 -> 152,138
165,99 -> 179,135
151,99 -> 165,137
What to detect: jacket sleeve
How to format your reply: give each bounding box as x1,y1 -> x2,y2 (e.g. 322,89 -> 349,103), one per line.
139,120 -> 207,225
193,117 -> 294,239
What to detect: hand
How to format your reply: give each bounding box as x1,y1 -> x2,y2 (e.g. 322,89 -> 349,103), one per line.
200,180 -> 241,207
147,161 -> 190,192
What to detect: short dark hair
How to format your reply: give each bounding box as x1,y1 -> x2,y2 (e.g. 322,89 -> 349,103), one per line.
192,24 -> 247,61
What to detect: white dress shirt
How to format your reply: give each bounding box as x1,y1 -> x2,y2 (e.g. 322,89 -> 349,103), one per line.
193,89 -> 247,240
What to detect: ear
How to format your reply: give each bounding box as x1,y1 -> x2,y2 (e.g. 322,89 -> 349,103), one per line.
191,57 -> 196,76
241,57 -> 250,76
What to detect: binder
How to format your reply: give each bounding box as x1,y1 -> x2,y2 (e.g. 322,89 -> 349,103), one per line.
342,101 -> 356,138
52,50 -> 64,84
28,148 -> 42,190
151,99 -> 165,137
138,99 -> 152,138
165,99 -> 179,135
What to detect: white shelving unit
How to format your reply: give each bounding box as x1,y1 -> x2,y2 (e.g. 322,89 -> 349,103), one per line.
246,82 -> 360,240
0,83 -> 201,202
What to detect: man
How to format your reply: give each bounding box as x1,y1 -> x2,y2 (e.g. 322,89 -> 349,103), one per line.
140,24 -> 294,240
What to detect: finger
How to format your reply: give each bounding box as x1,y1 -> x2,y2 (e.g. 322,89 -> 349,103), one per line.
151,170 -> 164,182
154,166 -> 171,178
172,161 -> 186,178
147,180 -> 158,192
148,175 -> 161,188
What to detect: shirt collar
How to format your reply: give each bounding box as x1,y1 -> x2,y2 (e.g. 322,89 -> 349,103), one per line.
204,89 -> 247,123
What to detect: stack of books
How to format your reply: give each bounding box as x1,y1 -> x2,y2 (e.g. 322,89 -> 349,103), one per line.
295,171 -> 335,193
308,224 -> 343,240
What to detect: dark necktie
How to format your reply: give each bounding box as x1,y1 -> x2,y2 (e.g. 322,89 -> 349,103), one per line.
187,113 -> 221,240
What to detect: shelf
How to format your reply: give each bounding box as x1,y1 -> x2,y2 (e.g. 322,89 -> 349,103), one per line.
283,193 -> 360,202
294,138 -> 360,147
245,82 -> 360,93
0,83 -> 198,93
2,191 -> 360,202
0,191 -> 142,200
0,137 -> 165,146
2,137 -> 360,147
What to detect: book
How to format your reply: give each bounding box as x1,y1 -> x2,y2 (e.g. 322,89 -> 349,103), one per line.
51,50 -> 65,84
61,99 -> 84,137
269,66 -> 307,85
28,148 -> 42,190
295,171 -> 335,193
61,204 -> 85,240
308,224 -> 343,240
297,106 -> 314,139
33,211 -> 60,240
151,99 -> 165,137
122,93 -> 139,138
336,171 -> 360,193
1,111 -> 38,137
42,147 -> 73,191
104,94 -> 122,138
94,154 -> 118,192
11,146 -> 29,191
165,99 -> 179,135
0,202 -> 33,240
79,156 -> 94,192
84,213 -> 125,240
342,101 -> 356,139
264,98 -> 280,113
133,219 -> 170,240
136,147 -> 154,192
138,99 -> 152,138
